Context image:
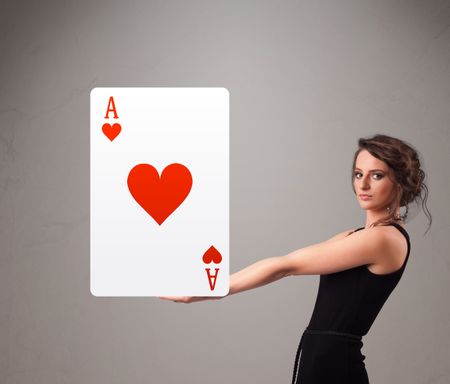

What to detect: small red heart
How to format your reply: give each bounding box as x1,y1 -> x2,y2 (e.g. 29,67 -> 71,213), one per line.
127,163 -> 192,225
102,123 -> 121,141
202,246 -> 222,264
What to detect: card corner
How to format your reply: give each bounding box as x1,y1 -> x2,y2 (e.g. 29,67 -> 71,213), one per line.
90,87 -> 99,98
90,285 -> 100,297
220,87 -> 230,97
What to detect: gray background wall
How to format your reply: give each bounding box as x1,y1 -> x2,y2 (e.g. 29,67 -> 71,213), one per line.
1,0 -> 449,383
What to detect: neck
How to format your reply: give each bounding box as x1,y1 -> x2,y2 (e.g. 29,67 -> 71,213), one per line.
365,208 -> 402,228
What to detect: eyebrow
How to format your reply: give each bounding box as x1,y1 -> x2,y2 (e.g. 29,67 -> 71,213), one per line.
354,168 -> 386,172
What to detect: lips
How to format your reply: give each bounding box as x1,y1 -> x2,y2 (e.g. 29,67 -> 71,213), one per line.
359,194 -> 372,197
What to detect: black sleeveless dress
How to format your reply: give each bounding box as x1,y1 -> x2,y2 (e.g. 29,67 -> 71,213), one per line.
291,222 -> 411,384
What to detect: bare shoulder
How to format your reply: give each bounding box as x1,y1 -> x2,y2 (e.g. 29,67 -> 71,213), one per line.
365,224 -> 407,250
281,224 -> 396,276
354,225 -> 401,244
361,225 -> 409,273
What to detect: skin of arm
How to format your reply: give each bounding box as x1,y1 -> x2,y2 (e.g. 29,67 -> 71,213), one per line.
226,229 -> 354,297
158,258 -> 285,303
159,227 -> 392,303
229,227 -> 392,296
227,256 -> 287,296
280,227 -> 391,276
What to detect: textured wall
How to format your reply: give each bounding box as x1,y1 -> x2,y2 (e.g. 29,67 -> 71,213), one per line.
1,1 -> 449,383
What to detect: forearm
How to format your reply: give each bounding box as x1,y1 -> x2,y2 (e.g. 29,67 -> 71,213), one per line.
227,256 -> 287,297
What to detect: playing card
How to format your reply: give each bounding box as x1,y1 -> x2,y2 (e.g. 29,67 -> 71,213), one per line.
90,87 -> 229,297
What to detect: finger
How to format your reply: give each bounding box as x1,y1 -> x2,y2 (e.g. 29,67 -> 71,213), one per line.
158,296 -> 184,302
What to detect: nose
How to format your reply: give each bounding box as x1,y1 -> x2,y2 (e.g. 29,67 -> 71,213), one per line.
360,175 -> 371,190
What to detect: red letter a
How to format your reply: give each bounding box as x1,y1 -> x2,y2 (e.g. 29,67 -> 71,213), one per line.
104,96 -> 119,119
205,268 -> 220,291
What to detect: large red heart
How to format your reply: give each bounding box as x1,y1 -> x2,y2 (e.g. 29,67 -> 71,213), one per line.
102,123 -> 121,141
127,163 -> 193,225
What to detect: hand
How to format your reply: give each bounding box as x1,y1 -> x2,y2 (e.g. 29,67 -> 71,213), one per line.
158,295 -> 221,304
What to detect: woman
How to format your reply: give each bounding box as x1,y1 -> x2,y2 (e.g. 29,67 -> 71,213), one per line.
159,134 -> 431,383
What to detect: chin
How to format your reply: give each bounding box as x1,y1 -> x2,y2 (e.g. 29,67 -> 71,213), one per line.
359,202 -> 376,210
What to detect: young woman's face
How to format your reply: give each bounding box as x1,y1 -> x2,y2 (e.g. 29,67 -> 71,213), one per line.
353,149 -> 399,211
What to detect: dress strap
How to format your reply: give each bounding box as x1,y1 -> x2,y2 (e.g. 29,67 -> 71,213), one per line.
353,224 -> 410,246
347,227 -> 364,236
387,222 -> 410,241
389,223 -> 411,265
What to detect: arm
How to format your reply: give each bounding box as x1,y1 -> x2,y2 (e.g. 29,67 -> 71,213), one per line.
159,256 -> 286,302
159,228 -> 371,303
279,226 -> 390,276
227,256 -> 286,297
226,229 -> 355,297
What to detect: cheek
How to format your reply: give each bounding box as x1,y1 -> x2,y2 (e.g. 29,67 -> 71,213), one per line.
376,180 -> 395,197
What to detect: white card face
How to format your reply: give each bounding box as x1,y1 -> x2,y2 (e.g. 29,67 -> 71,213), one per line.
90,87 -> 229,296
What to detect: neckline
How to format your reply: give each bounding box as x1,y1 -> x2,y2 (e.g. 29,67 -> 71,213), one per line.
354,222 -> 409,240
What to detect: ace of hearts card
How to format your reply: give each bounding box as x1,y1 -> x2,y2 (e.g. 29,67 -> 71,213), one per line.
90,87 -> 229,297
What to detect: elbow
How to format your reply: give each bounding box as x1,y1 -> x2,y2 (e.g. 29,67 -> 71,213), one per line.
277,254 -> 301,278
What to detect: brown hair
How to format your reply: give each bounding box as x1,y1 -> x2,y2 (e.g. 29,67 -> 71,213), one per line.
351,134 -> 432,234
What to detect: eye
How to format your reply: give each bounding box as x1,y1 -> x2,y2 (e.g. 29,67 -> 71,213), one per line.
353,171 -> 384,180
